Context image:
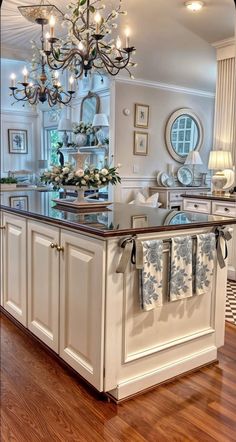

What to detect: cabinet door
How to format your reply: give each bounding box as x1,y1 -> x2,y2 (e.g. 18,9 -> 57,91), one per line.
28,221 -> 59,351
60,230 -> 105,391
2,213 -> 27,325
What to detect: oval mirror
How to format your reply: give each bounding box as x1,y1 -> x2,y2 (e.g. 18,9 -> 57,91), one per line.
80,91 -> 100,124
165,108 -> 203,163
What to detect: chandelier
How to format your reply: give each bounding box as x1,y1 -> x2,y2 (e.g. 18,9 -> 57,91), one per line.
9,16 -> 76,107
43,0 -> 136,79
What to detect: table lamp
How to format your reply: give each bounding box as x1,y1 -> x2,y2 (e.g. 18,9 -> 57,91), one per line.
208,150 -> 233,194
57,117 -> 73,147
184,151 -> 203,186
92,113 -> 109,146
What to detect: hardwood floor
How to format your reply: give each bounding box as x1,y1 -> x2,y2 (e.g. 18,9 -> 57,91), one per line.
1,313 -> 236,442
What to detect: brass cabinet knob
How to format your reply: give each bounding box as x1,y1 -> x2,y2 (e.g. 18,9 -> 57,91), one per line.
57,245 -> 64,252
50,243 -> 58,249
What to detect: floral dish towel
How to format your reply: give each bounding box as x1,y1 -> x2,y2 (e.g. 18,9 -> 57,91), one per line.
194,233 -> 216,296
169,236 -> 193,302
140,240 -> 163,311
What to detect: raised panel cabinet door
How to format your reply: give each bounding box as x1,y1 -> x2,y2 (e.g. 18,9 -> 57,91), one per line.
2,212 -> 27,325
60,230 -> 106,391
28,221 -> 60,352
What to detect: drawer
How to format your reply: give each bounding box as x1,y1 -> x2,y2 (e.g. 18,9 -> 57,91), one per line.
169,191 -> 184,202
183,199 -> 211,214
212,202 -> 236,218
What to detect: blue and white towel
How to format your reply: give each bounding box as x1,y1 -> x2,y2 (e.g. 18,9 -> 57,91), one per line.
195,233 -> 216,296
140,240 -> 163,311
169,236 -> 193,302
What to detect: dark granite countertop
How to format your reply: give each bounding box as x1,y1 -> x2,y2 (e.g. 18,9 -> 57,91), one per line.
1,190 -> 236,238
183,193 -> 236,203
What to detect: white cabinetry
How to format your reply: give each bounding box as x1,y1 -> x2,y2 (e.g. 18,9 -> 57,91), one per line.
28,221 -> 60,352
60,230 -> 105,391
183,197 -> 236,281
2,212 -> 27,325
149,187 -> 209,210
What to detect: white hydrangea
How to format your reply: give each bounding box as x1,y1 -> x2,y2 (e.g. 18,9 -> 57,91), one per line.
101,168 -> 108,176
75,169 -> 84,177
62,167 -> 70,174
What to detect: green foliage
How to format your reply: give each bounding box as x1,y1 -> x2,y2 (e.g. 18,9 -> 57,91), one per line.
0,177 -> 17,184
49,129 -> 60,165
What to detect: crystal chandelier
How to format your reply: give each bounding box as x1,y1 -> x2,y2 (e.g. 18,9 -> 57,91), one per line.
43,0 -> 136,79
9,5 -> 76,107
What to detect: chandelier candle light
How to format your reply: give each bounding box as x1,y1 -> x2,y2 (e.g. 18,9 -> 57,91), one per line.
44,0 -> 136,79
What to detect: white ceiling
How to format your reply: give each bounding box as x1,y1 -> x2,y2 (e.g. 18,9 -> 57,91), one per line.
1,0 -> 235,91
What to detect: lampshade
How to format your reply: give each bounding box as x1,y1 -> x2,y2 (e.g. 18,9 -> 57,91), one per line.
184,151 -> 203,165
208,151 -> 233,170
57,118 -> 73,132
92,113 -> 109,128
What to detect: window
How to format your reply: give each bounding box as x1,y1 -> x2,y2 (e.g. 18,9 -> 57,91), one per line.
46,128 -> 60,165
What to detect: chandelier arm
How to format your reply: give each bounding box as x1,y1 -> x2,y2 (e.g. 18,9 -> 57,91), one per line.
104,1 -> 122,25
98,49 -> 130,70
10,89 -> 29,102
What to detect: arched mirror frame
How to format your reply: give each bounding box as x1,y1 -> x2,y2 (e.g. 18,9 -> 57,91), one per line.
80,91 -> 100,122
165,108 -> 204,163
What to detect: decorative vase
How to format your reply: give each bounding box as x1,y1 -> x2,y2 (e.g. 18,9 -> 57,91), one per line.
72,153 -> 89,169
75,133 -> 87,147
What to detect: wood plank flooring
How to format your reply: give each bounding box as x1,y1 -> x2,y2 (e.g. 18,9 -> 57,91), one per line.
1,312 -> 236,442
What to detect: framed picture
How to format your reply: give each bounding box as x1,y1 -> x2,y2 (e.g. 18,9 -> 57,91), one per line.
134,104 -> 149,128
131,215 -> 148,229
9,196 -> 28,211
134,131 -> 149,156
8,129 -> 28,154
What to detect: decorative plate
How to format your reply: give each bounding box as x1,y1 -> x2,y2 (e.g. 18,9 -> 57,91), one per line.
177,166 -> 193,186
156,171 -> 163,186
160,172 -> 169,186
223,169 -> 235,190
166,176 -> 175,187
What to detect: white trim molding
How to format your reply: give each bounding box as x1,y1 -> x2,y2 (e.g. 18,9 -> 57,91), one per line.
212,38 -> 236,61
115,77 -> 215,99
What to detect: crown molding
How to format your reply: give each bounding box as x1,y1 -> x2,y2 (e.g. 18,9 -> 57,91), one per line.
1,108 -> 39,117
115,76 -> 215,99
212,37 -> 235,49
212,37 -> 236,61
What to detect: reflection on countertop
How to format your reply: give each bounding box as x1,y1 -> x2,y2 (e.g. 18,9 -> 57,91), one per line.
1,190 -> 236,237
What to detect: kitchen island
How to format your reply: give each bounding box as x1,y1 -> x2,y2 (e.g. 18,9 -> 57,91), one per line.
1,190 -> 236,401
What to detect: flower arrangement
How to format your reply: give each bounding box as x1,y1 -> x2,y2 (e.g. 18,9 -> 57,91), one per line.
41,162 -> 121,189
72,122 -> 94,135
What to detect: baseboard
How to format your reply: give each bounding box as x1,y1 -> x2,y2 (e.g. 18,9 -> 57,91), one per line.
228,267 -> 236,281
108,347 -> 217,401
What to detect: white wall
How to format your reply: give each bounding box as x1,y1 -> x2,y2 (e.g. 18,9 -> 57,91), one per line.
112,79 -> 215,202
1,59 -> 41,176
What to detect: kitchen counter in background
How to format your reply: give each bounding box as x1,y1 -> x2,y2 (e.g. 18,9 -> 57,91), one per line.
182,192 -> 236,281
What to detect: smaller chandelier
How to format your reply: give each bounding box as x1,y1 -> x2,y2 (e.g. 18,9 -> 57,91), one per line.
9,68 -> 75,107
44,0 -> 136,79
9,21 -> 75,107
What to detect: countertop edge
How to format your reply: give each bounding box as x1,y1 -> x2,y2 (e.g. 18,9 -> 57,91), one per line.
1,205 -> 236,239
182,193 -> 236,203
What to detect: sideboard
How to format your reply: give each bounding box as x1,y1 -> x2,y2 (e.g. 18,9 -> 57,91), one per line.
183,193 -> 236,281
149,186 -> 210,210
